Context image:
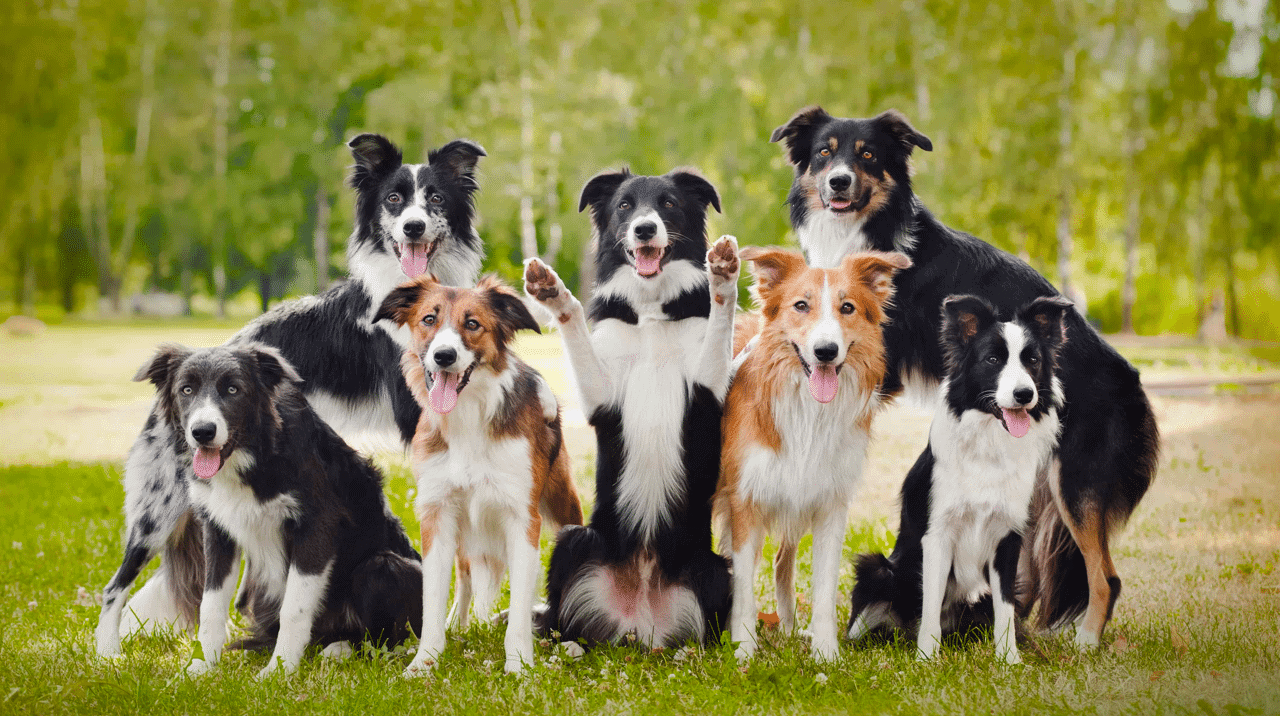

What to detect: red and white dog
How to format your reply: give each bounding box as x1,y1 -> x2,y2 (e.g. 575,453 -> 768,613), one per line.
716,247 -> 910,661
375,275 -> 583,675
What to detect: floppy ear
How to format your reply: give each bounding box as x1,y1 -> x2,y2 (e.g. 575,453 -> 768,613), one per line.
1017,295 -> 1073,349
842,251 -> 912,311
428,139 -> 487,183
874,109 -> 933,153
133,343 -> 193,387
740,246 -> 806,296
374,278 -> 433,326
770,105 -> 834,172
578,168 -> 631,213
479,274 -> 542,342
246,344 -> 303,391
347,134 -> 403,191
668,168 -> 722,214
942,295 -> 997,348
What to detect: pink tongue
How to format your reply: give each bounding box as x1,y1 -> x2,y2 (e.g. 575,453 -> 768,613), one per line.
808,365 -> 840,403
193,447 -> 222,479
1002,408 -> 1031,438
428,371 -> 460,414
400,243 -> 430,277
634,249 -> 662,277
829,198 -> 851,210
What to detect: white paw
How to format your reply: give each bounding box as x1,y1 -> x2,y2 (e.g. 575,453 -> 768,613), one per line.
402,653 -> 437,678
706,235 -> 740,300
504,656 -> 528,674
321,641 -> 354,661
1074,627 -> 1100,649
255,656 -> 293,680
810,637 -> 839,663
734,643 -> 755,662
998,647 -> 1023,665
916,641 -> 940,661
184,658 -> 214,677
523,258 -> 573,316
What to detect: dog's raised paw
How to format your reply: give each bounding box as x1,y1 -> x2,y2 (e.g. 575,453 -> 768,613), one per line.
523,259 -> 562,303
707,235 -> 740,283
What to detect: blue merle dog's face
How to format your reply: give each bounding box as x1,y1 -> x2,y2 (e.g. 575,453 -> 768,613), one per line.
347,134 -> 485,278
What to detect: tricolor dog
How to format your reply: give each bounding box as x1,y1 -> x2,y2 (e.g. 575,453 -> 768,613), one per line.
716,246 -> 910,661
523,167 -> 739,648
134,343 -> 423,678
847,295 -> 1072,664
375,275 -> 583,675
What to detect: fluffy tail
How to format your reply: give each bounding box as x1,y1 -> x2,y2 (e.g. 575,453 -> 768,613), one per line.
165,510 -> 205,626
540,415 -> 584,529
846,553 -> 901,639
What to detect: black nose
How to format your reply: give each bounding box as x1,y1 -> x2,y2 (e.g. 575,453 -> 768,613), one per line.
633,221 -> 657,241
1013,388 -> 1035,405
828,174 -> 852,192
814,343 -> 839,363
191,422 -> 217,444
403,220 -> 426,239
433,347 -> 457,368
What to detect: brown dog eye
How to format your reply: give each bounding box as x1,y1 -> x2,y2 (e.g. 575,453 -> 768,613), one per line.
664,200 -> 674,208
863,151 -> 874,160
819,148 -> 830,157
466,319 -> 481,331
429,194 -> 443,205
794,301 -> 809,313
387,193 -> 402,204
840,302 -> 855,315
423,314 -> 435,326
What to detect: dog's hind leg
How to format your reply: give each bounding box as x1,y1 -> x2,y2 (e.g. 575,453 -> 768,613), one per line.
1058,504 -> 1120,649
447,552 -> 472,631
991,532 -> 1023,664
773,539 -> 798,633
729,524 -> 764,660
687,549 -> 732,646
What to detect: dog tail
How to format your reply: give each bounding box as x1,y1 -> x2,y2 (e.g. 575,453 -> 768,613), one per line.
540,415 -> 584,530
165,509 -> 205,627
1020,478 -> 1089,631
847,552 -> 900,639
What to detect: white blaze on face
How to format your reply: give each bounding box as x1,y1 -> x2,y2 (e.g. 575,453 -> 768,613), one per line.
995,323 -> 1037,438
424,326 -> 475,415
626,210 -> 669,277
822,164 -> 855,211
376,165 -> 437,278
187,396 -> 229,479
804,276 -> 844,403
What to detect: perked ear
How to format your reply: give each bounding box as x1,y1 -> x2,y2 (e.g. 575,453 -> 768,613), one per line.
374,278 -> 433,326
247,344 -> 303,391
667,168 -> 722,214
942,294 -> 997,347
347,134 -> 404,191
428,139 -> 487,181
842,251 -> 912,310
478,274 -> 542,341
770,105 -> 834,171
740,246 -> 806,296
578,168 -> 631,213
1017,295 -> 1073,348
133,343 -> 193,387
874,109 -> 933,153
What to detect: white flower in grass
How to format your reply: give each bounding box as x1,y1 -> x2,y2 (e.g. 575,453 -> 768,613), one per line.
814,672 -> 828,684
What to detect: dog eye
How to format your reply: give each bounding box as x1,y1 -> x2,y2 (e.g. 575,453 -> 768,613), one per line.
840,302 -> 855,315
180,386 -> 193,395
226,385 -> 238,395
819,148 -> 830,157
1027,355 -> 1040,365
466,319 -> 481,331
987,356 -> 1000,365
619,201 -> 630,210
863,151 -> 874,160
664,200 -> 674,208
429,193 -> 443,205
387,193 -> 402,204
423,315 -> 435,326
794,300 -> 809,313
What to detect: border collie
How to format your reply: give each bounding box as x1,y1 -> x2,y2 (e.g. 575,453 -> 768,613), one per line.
770,106 -> 1159,647
95,134 -> 485,658
847,295 -> 1072,664
374,274 -> 584,675
133,342 -> 422,678
522,168 -> 738,648
717,246 -> 910,661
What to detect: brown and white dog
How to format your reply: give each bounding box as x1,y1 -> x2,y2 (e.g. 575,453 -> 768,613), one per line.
374,275 -> 583,675
716,246 -> 910,661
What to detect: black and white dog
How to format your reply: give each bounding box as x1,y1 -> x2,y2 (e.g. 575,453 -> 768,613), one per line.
95,134 -> 485,657
770,106 -> 1159,647
133,343 -> 422,678
522,168 -> 738,647
847,295 -> 1072,664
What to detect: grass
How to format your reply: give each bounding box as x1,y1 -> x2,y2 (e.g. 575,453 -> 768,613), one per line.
1,322 -> 1278,714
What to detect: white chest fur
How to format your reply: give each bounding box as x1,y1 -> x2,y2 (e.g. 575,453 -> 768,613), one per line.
798,212 -> 871,270
592,316 -> 709,543
187,451 -> 299,602
737,370 -> 877,539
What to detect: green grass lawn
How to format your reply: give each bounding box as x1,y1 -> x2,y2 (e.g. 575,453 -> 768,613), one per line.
0,323 -> 1278,714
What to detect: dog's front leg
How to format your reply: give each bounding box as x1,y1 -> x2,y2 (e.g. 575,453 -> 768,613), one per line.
405,504 -> 458,677
523,258 -> 611,412
503,509 -> 541,673
917,531 -> 950,661
991,532 -> 1023,665
729,520 -> 763,661
808,506 -> 848,662
696,236 -> 740,398
185,523 -> 239,676
257,557 -> 334,679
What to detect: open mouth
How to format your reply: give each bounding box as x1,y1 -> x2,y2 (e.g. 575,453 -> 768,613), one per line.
627,245 -> 668,278
394,240 -> 438,278
997,407 -> 1031,438
791,342 -> 842,404
192,443 -> 232,480
426,360 -> 477,414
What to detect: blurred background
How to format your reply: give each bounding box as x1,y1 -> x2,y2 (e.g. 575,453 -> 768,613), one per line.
2,0 -> 1277,338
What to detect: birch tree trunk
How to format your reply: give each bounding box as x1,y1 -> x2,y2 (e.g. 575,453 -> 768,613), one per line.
1055,45 -> 1076,304
212,0 -> 232,318
313,185 -> 330,292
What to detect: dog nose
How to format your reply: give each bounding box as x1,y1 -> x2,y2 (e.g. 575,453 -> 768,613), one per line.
191,423 -> 217,444
433,347 -> 457,368
633,221 -> 657,241
1013,388 -> 1035,405
403,221 -> 426,239
814,342 -> 839,363
828,174 -> 852,192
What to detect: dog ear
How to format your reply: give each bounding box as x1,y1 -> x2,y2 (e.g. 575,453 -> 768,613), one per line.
375,278 -> 433,326
942,295 -> 997,348
874,109 -> 933,154
770,105 -> 834,172
133,343 -> 193,387
428,139 -> 487,183
479,274 -> 542,342
740,246 -> 806,296
1017,295 -> 1073,349
667,168 -> 722,214
843,251 -> 912,315
348,134 -> 403,191
247,344 -> 303,391
578,168 -> 631,214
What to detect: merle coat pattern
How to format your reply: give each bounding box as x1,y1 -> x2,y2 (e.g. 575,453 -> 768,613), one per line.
94,135 -> 484,657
